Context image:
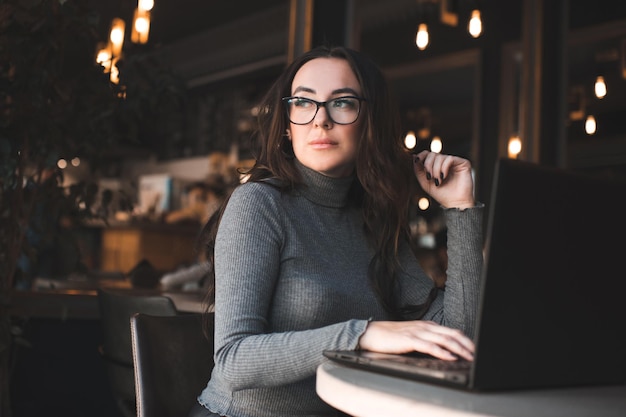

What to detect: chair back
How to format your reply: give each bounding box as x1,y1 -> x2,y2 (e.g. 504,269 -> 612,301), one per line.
131,312 -> 215,417
97,288 -> 178,417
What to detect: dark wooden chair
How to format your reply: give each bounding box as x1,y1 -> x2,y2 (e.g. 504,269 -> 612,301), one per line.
97,288 -> 179,417
130,312 -> 215,417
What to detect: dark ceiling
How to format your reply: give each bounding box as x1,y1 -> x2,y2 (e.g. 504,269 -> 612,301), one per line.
96,1 -> 626,48
94,0 -> 626,167
151,0 -> 288,45
95,0 -> 287,46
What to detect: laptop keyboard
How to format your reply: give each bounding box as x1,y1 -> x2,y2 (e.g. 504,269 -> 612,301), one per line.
388,353 -> 472,371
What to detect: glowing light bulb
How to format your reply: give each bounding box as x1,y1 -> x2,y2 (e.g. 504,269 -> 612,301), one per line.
418,197 -> 430,211
110,27 -> 124,44
96,49 -> 111,65
109,18 -> 125,57
585,115 -> 596,135
131,8 -> 151,44
110,57 -> 120,84
594,76 -> 607,99
138,0 -> 154,11
135,16 -> 149,34
416,23 -> 429,50
404,131 -> 417,150
468,10 -> 482,38
508,135 -> 522,158
430,136 -> 442,153
96,47 -> 112,72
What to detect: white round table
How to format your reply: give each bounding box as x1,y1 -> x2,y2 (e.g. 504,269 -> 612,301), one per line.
316,361 -> 626,417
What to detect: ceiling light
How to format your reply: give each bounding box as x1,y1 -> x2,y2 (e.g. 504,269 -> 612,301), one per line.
585,115 -> 597,135
416,23 -> 429,50
430,136 -> 442,153
404,131 -> 417,150
508,135 -> 522,159
594,76 -> 607,99
468,9 -> 482,38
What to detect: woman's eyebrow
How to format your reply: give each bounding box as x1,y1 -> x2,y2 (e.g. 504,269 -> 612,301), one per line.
332,87 -> 360,96
292,86 -> 360,96
293,86 -> 315,94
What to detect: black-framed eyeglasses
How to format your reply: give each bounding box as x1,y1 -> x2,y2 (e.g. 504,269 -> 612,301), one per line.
282,96 -> 366,125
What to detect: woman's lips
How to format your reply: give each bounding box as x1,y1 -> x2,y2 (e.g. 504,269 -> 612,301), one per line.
309,138 -> 337,149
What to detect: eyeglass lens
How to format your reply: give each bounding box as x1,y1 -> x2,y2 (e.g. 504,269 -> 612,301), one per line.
284,97 -> 362,125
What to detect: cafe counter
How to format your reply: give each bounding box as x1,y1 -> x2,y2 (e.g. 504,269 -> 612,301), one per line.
83,219 -> 201,273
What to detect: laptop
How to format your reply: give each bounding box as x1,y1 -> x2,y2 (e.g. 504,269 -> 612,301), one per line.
324,158 -> 626,391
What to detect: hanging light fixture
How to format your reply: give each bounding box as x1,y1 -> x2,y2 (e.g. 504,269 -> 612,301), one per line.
109,18 -> 126,58
416,23 -> 429,50
107,18 -> 126,84
468,9 -> 482,38
415,0 -> 483,50
95,1 -> 156,84
415,0 -> 434,51
110,57 -> 121,85
594,76 -> 607,99
404,130 -> 417,150
585,115 -> 597,135
131,9 -> 151,44
95,42 -> 113,73
430,136 -> 443,153
132,0 -> 154,44
508,135 -> 522,159
138,0 -> 154,10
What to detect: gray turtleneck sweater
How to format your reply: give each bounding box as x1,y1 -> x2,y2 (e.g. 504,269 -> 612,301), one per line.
198,162 -> 483,417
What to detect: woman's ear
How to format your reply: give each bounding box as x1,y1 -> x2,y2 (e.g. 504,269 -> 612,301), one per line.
285,128 -> 292,140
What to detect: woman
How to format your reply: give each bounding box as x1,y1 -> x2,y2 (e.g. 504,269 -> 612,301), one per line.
190,45 -> 484,417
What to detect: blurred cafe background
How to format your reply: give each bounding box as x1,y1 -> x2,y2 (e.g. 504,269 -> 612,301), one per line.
2,0 -> 626,416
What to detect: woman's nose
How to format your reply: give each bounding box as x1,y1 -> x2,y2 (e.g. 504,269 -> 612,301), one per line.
313,104 -> 332,128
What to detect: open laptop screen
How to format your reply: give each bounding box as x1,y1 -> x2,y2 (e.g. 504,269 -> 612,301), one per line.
325,158 -> 626,391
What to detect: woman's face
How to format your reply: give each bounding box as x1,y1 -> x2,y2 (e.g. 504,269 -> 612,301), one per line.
287,57 -> 364,178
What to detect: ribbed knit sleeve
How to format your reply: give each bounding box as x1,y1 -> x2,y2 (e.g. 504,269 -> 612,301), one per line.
421,204 -> 484,338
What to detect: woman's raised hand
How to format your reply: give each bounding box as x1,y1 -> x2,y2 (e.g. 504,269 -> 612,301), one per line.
413,150 -> 475,210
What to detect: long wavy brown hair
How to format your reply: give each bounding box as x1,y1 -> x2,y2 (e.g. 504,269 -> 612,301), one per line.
199,45 -> 423,319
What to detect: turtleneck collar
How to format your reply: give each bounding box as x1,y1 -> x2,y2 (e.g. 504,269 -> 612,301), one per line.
294,159 -> 355,208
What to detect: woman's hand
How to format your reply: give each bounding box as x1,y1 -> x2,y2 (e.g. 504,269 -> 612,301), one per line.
413,150 -> 475,210
357,320 -> 475,361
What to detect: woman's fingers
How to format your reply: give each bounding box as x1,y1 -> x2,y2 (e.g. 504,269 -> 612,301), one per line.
413,151 -> 475,208
416,151 -> 460,184
359,320 -> 475,361
413,321 -> 475,361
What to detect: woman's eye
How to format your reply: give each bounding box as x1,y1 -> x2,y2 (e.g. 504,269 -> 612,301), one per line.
293,98 -> 313,108
332,98 -> 357,109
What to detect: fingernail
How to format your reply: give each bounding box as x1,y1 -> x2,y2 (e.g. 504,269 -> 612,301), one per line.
434,178 -> 440,186
440,172 -> 444,180
426,172 -> 432,180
